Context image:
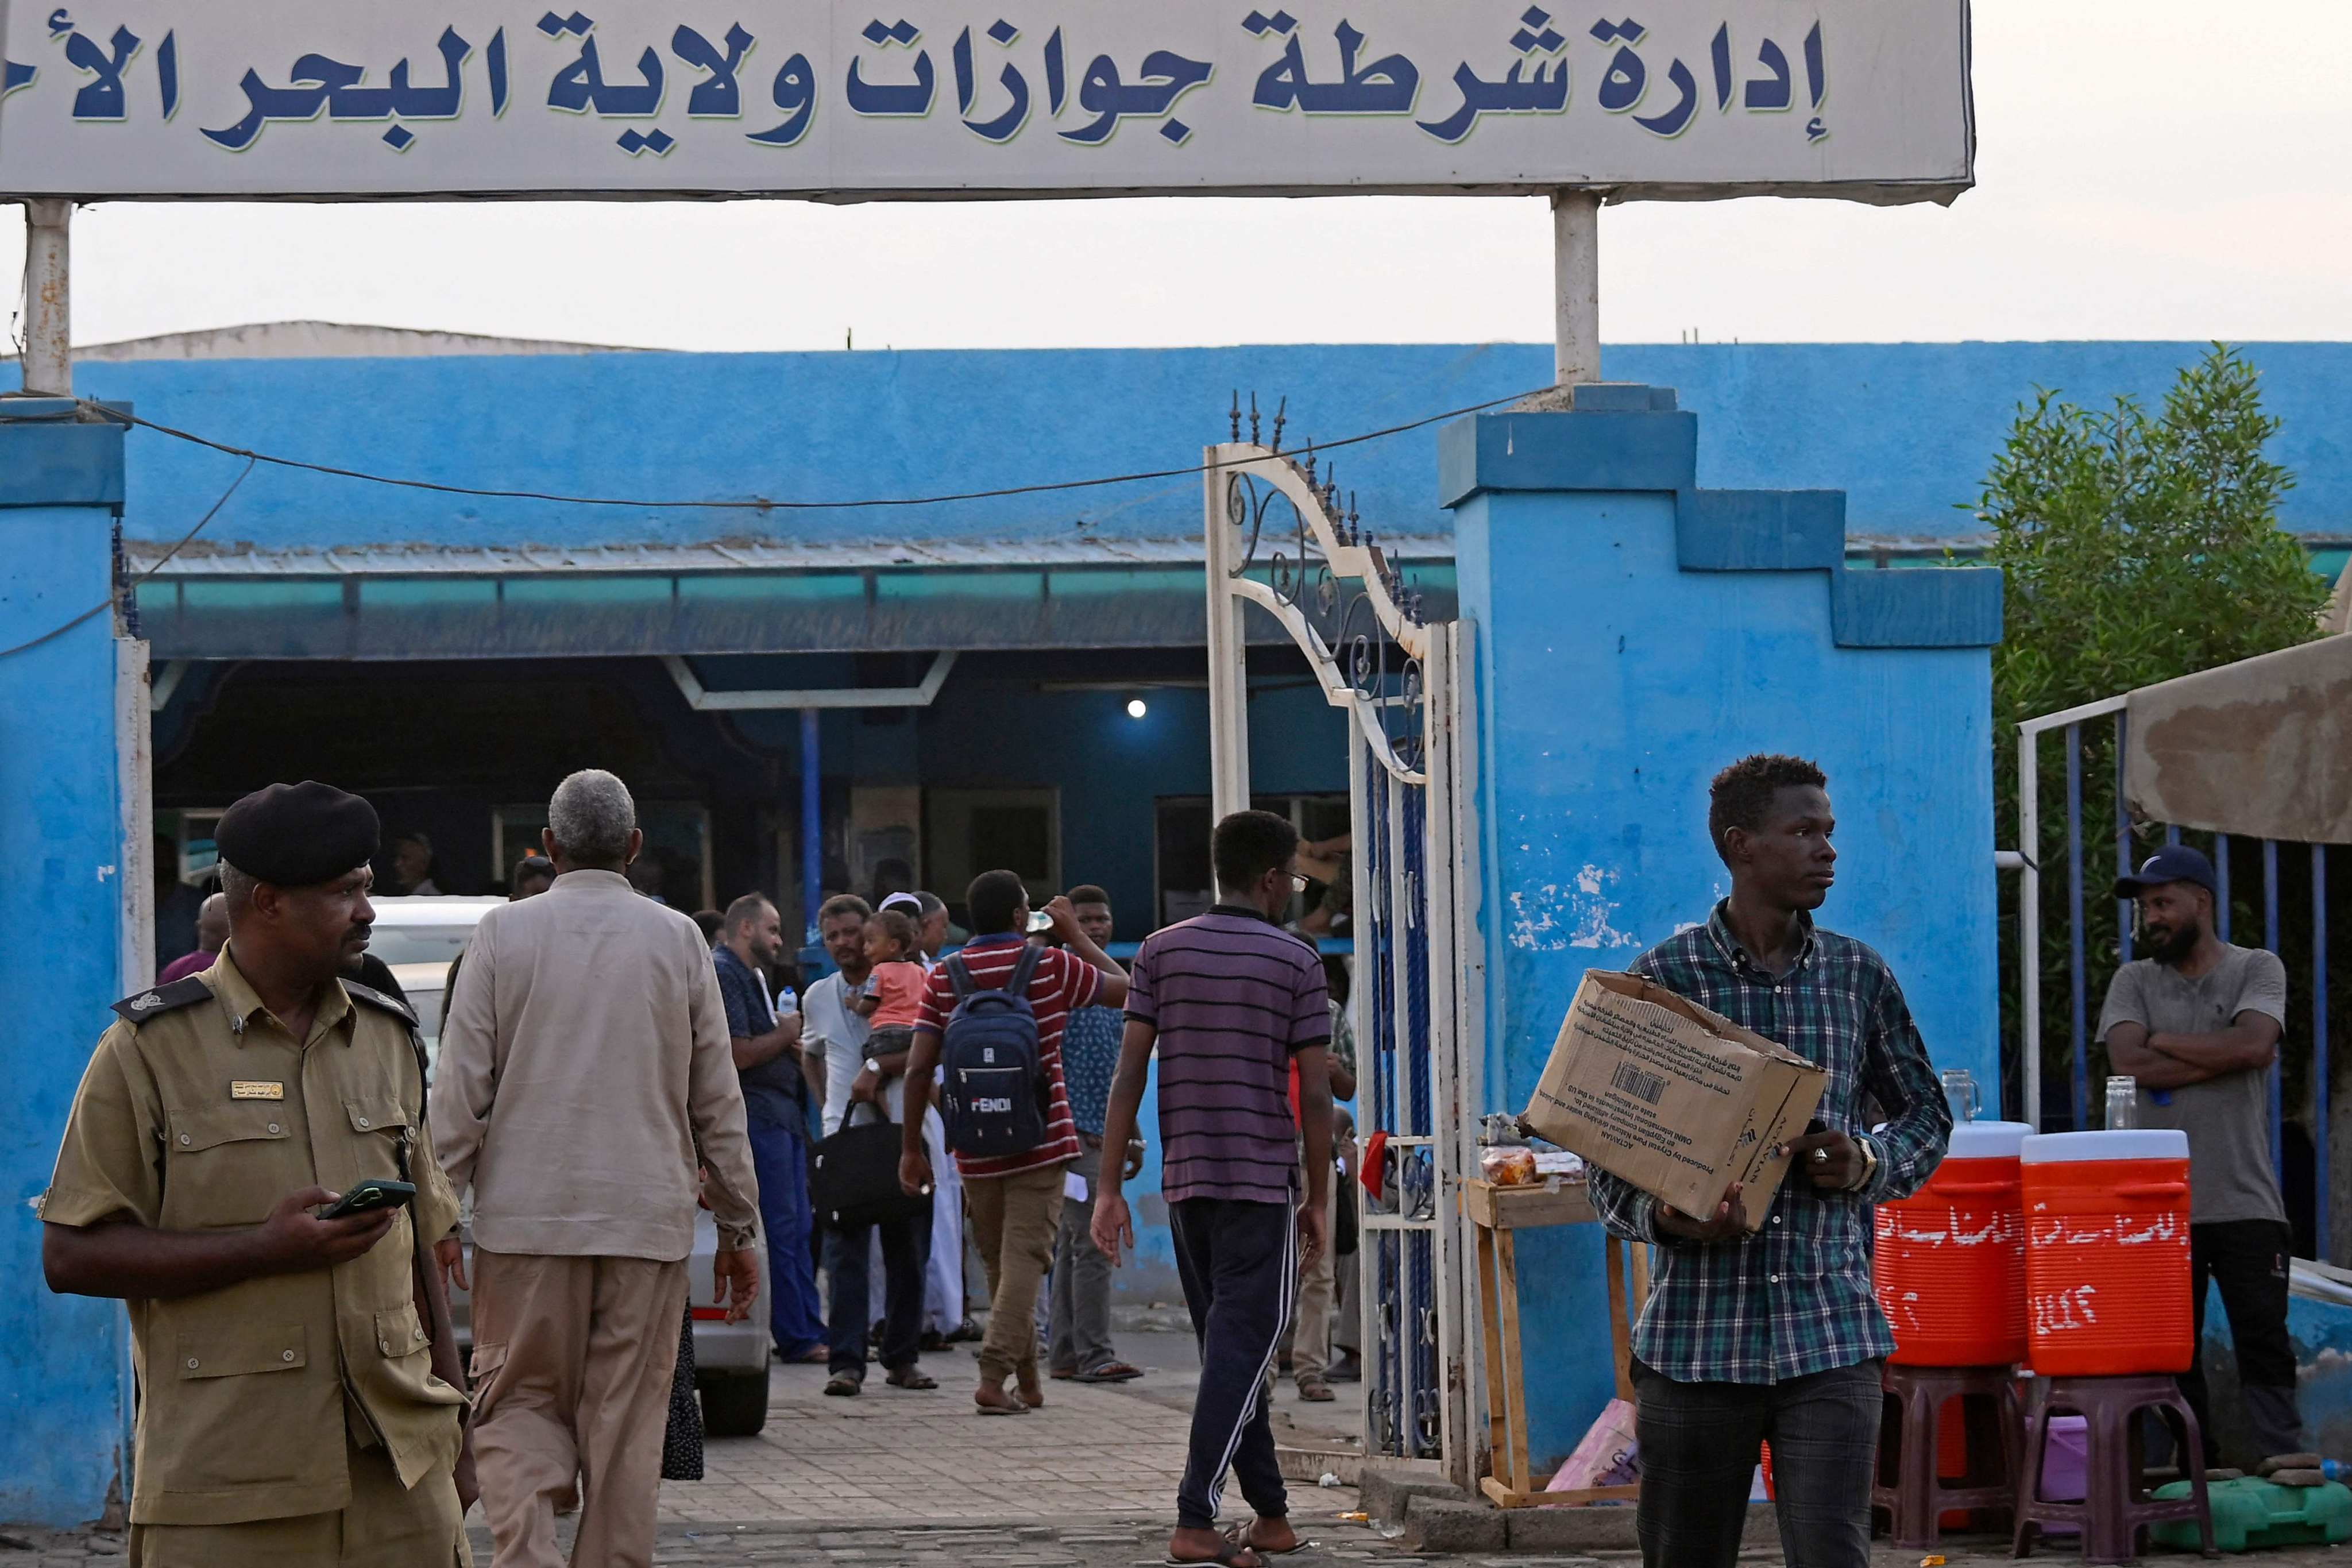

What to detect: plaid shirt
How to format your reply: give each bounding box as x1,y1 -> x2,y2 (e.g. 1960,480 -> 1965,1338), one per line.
1586,901 -> 1952,1384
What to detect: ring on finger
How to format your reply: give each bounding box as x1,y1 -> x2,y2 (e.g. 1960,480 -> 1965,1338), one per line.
1811,1146 -> 1829,1165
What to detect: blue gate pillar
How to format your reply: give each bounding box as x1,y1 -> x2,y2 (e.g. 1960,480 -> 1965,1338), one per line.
0,399 -> 137,1526
1440,384 -> 2003,1468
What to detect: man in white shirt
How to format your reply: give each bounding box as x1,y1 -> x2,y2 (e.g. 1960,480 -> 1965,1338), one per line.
802,894 -> 936,1396
882,890 -> 970,1342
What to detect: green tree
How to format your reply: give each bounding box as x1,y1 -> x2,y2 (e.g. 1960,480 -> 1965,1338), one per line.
1986,343 -> 2323,729
1978,345 -> 2329,1124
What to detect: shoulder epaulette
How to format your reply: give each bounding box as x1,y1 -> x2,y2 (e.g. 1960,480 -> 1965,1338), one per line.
343,982 -> 419,1029
111,975 -> 215,1024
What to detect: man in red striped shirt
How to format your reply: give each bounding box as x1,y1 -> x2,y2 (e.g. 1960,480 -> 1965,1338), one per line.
901,870 -> 1128,1414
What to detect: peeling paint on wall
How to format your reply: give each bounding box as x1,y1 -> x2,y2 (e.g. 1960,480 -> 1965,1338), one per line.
1507,864 -> 1635,953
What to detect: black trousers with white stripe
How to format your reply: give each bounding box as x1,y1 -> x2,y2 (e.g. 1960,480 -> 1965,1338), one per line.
1169,1195 -> 1296,1530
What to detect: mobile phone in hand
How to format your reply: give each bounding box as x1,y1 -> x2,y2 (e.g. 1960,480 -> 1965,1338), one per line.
316,1179 -> 416,1221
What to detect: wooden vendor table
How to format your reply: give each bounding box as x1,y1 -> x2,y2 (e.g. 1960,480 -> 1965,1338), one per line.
1464,1176 -> 1650,1509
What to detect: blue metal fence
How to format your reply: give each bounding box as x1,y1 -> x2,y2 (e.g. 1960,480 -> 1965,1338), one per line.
2018,705 -> 2336,1259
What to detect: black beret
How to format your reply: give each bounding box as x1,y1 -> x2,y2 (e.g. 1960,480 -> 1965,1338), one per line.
215,781 -> 380,887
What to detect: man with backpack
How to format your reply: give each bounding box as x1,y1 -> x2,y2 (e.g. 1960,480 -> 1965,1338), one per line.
899,869 -> 1128,1415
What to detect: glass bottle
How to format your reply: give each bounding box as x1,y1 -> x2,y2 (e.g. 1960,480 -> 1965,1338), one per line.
1939,1068 -> 1979,1125
2106,1075 -> 2138,1131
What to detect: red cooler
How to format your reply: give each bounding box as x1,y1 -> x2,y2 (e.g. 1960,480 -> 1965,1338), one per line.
1874,1119 -> 2032,1366
2019,1129 -> 2193,1377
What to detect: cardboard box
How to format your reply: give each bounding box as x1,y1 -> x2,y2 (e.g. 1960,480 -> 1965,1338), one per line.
1520,970 -> 1826,1231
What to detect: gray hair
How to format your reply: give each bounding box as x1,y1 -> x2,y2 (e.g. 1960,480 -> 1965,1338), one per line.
547,769 -> 637,865
217,863 -> 258,916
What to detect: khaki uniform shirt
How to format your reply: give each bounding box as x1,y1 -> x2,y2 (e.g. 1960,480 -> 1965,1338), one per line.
39,945 -> 466,1527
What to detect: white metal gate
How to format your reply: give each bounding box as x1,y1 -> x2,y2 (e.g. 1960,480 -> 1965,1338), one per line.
1203,415 -> 1485,1485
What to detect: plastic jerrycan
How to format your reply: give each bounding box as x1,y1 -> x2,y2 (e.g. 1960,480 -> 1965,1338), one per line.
2019,1129 -> 2193,1377
1874,1120 -> 2032,1366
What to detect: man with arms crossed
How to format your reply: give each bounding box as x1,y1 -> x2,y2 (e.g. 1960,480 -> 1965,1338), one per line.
2101,843 -> 2302,1463
1095,810 -> 1333,1568
1588,755 -> 1951,1568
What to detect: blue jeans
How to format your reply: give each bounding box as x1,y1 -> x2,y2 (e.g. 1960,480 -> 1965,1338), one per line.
824,1211 -> 931,1380
747,1121 -> 826,1359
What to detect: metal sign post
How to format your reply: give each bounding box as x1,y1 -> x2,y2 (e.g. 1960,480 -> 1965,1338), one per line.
20,198 -> 70,393
1552,191 -> 1599,387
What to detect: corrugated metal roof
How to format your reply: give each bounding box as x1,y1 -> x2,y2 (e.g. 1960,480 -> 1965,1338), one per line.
127,534 -> 1462,576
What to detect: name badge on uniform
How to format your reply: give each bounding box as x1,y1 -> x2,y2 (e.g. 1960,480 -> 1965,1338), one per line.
230,1080 -> 285,1100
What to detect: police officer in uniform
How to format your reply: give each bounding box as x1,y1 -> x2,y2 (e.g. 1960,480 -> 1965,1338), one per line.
41,781 -> 475,1566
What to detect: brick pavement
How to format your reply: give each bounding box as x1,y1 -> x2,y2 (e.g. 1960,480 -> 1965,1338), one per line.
7,1331 -> 2341,1563
652,1327 -> 1363,1527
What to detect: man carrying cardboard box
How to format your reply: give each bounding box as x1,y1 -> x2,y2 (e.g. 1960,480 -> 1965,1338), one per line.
1586,754 -> 1952,1568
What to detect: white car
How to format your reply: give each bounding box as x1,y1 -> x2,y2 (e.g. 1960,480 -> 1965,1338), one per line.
366,895 -> 777,1436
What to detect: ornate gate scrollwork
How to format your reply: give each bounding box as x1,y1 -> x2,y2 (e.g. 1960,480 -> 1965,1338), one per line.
1215,413 -> 1431,785
1202,401 -> 1485,1484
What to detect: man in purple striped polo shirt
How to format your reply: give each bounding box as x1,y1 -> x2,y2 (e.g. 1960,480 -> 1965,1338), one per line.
1094,810 -> 1333,1568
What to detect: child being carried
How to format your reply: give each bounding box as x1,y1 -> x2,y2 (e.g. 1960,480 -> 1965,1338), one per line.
849,907 -> 929,1060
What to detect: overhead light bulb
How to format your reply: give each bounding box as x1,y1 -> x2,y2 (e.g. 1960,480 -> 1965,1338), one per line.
1126,698 -> 1148,719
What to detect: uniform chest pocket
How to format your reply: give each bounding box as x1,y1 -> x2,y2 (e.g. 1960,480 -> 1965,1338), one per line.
167,1107 -> 295,1154
343,1098 -> 414,1177
176,1324 -> 307,1379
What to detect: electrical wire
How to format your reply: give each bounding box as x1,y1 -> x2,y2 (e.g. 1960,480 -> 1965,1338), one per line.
1,376 -> 1546,658
78,384 -> 1549,513
0,455 -> 256,661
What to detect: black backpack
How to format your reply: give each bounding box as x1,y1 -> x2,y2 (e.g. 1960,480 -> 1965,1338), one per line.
937,946 -> 1049,1158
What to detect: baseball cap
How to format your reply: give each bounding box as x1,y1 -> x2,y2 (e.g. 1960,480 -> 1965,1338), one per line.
2113,844 -> 2218,901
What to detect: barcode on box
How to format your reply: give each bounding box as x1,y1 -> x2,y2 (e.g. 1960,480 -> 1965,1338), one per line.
1611,1061 -> 1668,1106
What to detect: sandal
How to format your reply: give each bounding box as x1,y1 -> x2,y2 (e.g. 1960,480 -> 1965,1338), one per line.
975,1384 -> 1029,1416
885,1369 -> 938,1391
1226,1523 -> 1309,1558
824,1374 -> 862,1397
1075,1360 -> 1144,1383
1164,1544 -> 1261,1568
1295,1375 -> 1334,1403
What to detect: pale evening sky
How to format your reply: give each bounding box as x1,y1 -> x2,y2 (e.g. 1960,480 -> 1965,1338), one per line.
5,0 -> 2347,353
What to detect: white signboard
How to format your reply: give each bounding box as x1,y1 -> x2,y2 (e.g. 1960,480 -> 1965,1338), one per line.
0,1 -> 1972,201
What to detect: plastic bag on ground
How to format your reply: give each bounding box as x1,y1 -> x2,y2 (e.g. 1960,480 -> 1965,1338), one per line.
1547,1397 -> 1639,1493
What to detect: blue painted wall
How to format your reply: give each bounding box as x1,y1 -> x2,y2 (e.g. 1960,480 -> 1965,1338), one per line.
0,405 -> 133,1525
1446,394 -> 1999,1467
75,342 -> 2352,556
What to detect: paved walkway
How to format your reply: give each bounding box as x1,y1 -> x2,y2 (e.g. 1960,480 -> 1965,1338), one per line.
6,1331 -> 2336,1563
656,1327 -> 1366,1527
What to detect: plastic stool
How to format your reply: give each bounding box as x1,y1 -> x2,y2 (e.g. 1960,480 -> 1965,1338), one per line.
2013,1374 -> 2215,1563
1870,1363 -> 2023,1549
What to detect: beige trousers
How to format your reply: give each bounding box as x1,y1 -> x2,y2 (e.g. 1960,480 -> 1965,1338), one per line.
128,1439 -> 467,1567
469,1250 -> 689,1568
1291,1180 -> 1338,1382
964,1163 -> 1065,1387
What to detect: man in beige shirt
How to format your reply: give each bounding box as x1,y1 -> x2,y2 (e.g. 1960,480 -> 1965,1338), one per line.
430,769 -> 760,1568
